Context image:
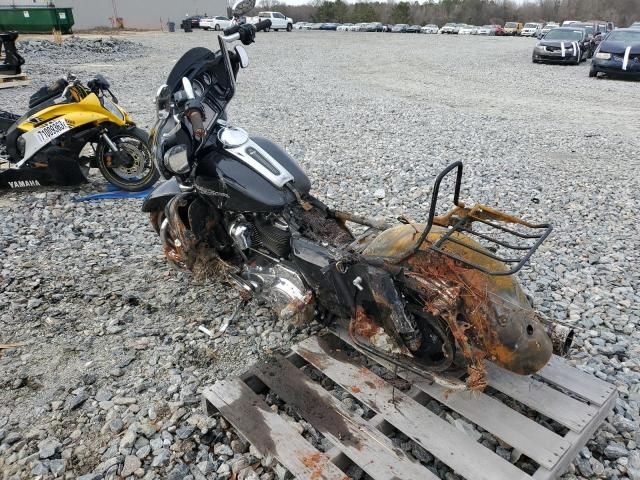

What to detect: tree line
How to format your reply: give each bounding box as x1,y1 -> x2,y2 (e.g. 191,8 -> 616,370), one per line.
248,0 -> 639,27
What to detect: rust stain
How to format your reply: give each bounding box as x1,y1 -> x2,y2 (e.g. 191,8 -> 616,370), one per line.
350,307 -> 380,339
280,291 -> 315,326
300,452 -> 330,480
350,386 -> 361,393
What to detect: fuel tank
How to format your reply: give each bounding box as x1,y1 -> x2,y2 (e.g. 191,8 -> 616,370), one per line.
363,224 -> 554,375
196,136 -> 311,212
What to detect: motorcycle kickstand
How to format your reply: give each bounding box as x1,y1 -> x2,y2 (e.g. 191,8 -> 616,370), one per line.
215,299 -> 248,337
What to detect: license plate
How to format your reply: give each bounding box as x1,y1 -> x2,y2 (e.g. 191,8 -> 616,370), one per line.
35,119 -> 70,144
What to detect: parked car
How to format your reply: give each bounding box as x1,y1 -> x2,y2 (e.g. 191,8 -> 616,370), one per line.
477,25 -> 496,35
319,23 -> 339,30
392,24 -> 409,33
199,16 -> 231,31
503,22 -> 523,36
383,24 -> 394,32
293,22 -> 309,29
351,23 -> 369,32
562,20 -> 581,26
336,23 -> 352,31
308,23 -> 323,30
541,22 -> 559,35
589,20 -> 615,34
630,22 -> 640,29
458,25 -> 476,35
532,27 -> 591,64
590,28 -> 640,78
181,15 -> 203,31
421,24 -> 439,34
365,22 -> 384,32
257,11 -> 294,31
521,22 -> 543,37
406,24 -> 422,33
440,23 -> 461,34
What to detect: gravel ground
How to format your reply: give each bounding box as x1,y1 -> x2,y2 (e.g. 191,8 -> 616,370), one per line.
1,30 -> 639,479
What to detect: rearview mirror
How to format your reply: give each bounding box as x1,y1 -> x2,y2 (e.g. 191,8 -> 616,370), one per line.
232,0 -> 255,16
155,84 -> 171,119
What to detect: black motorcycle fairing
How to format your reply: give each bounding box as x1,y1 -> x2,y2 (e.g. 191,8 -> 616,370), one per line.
252,137 -> 311,193
197,150 -> 297,212
194,136 -> 311,213
141,177 -> 183,212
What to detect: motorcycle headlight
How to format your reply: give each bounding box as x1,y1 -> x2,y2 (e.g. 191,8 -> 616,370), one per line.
102,96 -> 125,121
163,144 -> 190,174
595,52 -> 611,60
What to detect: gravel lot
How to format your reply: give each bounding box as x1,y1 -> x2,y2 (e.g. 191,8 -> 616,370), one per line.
1,30 -> 639,480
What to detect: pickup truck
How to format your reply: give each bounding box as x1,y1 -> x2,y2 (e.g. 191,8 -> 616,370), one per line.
254,12 -> 294,31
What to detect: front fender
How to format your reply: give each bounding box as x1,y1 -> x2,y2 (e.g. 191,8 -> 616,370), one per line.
363,224 -> 553,375
142,177 -> 182,212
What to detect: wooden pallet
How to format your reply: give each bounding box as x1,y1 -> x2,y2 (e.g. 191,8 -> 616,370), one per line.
203,332 -> 616,480
0,73 -> 31,89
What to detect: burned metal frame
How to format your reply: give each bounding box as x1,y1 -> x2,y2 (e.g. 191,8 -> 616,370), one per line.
424,162 -> 552,275
340,162 -> 553,276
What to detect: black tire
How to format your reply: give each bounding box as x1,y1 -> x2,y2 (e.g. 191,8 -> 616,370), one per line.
287,23 -> 292,32
214,24 -> 220,31
589,67 -> 597,77
96,126 -> 159,192
274,29 -> 279,31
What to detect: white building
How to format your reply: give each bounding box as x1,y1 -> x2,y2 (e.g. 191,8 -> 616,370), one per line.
0,0 -> 228,29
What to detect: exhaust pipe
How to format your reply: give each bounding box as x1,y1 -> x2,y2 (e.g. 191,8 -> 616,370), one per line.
541,318 -> 574,356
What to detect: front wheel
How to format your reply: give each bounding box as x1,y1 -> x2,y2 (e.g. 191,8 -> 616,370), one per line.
96,126 -> 159,192
214,24 -> 220,31
589,67 -> 598,77
287,23 -> 292,32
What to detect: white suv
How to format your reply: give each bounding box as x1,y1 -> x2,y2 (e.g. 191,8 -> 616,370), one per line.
257,11 -> 293,31
199,16 -> 232,31
521,22 -> 542,37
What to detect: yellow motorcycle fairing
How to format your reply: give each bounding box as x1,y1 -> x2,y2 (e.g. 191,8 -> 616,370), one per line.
16,92 -> 131,133
363,223 -> 554,375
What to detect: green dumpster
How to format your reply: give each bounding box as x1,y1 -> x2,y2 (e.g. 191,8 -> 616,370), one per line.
0,6 -> 75,34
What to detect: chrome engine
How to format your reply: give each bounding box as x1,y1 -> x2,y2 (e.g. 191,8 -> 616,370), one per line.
241,258 -> 314,325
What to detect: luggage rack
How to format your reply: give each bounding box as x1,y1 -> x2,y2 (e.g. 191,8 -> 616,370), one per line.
418,161 -> 553,276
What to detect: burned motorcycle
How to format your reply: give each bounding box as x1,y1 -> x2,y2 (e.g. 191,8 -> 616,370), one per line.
143,1 -> 573,389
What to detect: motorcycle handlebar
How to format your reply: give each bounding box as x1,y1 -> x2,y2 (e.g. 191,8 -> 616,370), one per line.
254,19 -> 272,32
223,24 -> 241,36
222,19 -> 271,37
186,109 -> 205,141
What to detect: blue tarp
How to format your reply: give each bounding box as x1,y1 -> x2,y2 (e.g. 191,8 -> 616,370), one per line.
74,183 -> 152,202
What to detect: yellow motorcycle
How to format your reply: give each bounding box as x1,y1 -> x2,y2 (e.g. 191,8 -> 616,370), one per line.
0,74 -> 158,191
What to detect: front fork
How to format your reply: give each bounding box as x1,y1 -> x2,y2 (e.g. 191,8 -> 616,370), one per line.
100,129 -> 132,169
